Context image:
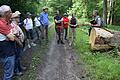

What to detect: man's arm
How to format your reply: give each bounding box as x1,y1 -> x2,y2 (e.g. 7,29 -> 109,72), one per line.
40,13 -> 43,25
0,22 -> 15,41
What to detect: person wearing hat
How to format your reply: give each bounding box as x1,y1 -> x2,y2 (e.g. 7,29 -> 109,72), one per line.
34,15 -> 41,40
0,5 -> 16,80
11,11 -> 26,76
39,6 -> 49,40
24,12 -> 36,48
62,13 -> 69,40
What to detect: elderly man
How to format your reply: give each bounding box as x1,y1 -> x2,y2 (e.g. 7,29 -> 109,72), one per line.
11,11 -> 26,76
0,5 -> 16,80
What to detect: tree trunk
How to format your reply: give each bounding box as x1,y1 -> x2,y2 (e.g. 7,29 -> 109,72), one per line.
108,0 -> 111,24
68,0 -> 73,8
103,0 -> 107,25
108,0 -> 114,25
110,0 -> 115,24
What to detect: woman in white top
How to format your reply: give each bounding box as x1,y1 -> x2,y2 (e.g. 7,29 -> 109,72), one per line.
24,12 -> 36,48
34,16 -> 41,39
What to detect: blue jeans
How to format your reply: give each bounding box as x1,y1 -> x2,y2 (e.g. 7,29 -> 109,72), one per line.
1,55 -> 15,80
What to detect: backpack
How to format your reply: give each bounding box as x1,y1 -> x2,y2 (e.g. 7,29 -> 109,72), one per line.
70,17 -> 76,25
70,17 -> 77,28
101,18 -> 106,27
96,17 -> 106,27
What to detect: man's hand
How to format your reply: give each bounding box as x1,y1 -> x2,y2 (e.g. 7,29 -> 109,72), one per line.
6,33 -> 15,41
14,36 -> 23,47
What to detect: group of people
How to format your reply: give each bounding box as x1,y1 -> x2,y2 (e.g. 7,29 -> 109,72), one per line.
24,6 -> 49,48
54,9 -> 104,46
0,5 -> 49,80
54,11 -> 78,46
0,4 -> 103,80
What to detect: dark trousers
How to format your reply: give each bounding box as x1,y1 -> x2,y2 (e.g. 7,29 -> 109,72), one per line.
57,27 -> 63,41
26,29 -> 34,40
35,26 -> 41,39
41,25 -> 48,39
89,27 -> 92,36
14,45 -> 23,73
64,28 -> 68,39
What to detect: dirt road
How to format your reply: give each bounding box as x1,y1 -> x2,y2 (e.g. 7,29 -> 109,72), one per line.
36,35 -> 87,80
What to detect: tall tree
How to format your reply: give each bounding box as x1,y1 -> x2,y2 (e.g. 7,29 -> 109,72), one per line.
103,0 -> 107,25
49,0 -> 70,15
108,0 -> 115,24
68,0 -> 73,8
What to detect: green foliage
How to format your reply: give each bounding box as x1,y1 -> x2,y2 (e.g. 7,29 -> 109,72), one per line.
48,0 -> 71,15
0,0 -> 37,15
74,19 -> 120,80
68,0 -> 120,25
113,0 -> 120,25
107,25 -> 120,31
68,0 -> 101,18
0,0 -> 49,18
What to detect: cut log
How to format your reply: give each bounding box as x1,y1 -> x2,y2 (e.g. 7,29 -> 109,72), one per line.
89,27 -> 114,50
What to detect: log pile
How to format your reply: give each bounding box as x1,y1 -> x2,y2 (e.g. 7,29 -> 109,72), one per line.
89,27 -> 114,50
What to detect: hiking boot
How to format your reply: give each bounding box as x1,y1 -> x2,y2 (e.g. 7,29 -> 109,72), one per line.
69,42 -> 72,46
57,40 -> 60,44
14,72 -> 23,76
23,47 -> 27,52
65,37 -> 68,40
21,66 -> 27,71
28,44 -> 31,48
31,43 -> 36,46
61,40 -> 64,44
42,37 -> 44,39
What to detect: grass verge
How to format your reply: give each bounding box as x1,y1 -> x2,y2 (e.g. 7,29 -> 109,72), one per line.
74,25 -> 120,80
14,26 -> 54,80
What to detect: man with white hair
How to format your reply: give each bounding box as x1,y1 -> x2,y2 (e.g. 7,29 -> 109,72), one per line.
0,5 -> 16,80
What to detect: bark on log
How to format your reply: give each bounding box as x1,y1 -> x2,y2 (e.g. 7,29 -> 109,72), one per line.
89,27 -> 113,50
